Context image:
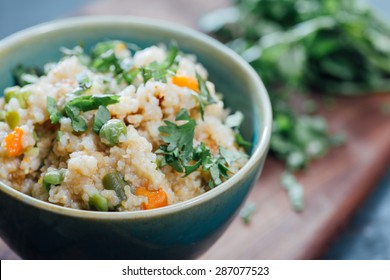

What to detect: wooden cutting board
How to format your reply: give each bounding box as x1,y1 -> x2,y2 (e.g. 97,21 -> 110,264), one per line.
1,0 -> 390,259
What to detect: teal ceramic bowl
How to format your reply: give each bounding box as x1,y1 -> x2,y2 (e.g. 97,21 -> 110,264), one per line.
0,16 -> 272,259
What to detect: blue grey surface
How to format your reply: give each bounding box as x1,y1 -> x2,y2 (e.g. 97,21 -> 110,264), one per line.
325,167 -> 390,259
0,0 -> 90,39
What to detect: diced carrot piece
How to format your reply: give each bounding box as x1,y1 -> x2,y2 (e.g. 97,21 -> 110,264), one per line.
135,186 -> 168,210
172,75 -> 199,92
3,127 -> 24,157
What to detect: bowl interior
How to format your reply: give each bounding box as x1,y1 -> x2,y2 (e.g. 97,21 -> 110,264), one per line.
0,16 -> 270,217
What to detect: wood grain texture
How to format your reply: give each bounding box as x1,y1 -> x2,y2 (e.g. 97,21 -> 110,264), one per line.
1,0 -> 390,259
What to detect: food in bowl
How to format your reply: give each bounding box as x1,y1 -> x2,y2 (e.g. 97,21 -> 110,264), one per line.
0,40 -> 249,212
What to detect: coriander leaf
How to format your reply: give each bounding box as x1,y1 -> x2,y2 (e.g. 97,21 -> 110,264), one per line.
280,172 -> 304,212
141,43 -> 178,83
219,146 -> 247,166
93,105 -> 111,134
71,72 -> 92,96
77,72 -> 92,90
156,109 -> 197,172
175,108 -> 191,121
239,202 -> 257,225
225,111 -> 244,128
91,49 -> 119,73
46,96 -> 63,124
121,68 -> 140,84
161,42 -> 178,69
183,161 -> 202,176
60,45 -> 84,56
66,95 -> 119,112
210,164 -> 222,186
225,111 -> 252,147
91,41 -> 122,58
64,105 -> 87,133
196,72 -> 217,120
13,65 -> 43,86
158,117 -> 196,162
235,133 -> 252,147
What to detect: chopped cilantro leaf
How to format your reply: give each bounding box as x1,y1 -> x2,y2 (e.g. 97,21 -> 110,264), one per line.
156,110 -> 247,188
64,105 -> 87,133
46,96 -> 63,124
60,45 -> 84,56
141,43 -> 178,83
225,111 -> 244,128
71,72 -> 92,96
225,111 -> 252,148
93,105 -> 111,134
219,146 -> 247,166
13,65 -> 43,86
196,72 -> 217,120
240,202 -> 257,225
280,172 -> 304,212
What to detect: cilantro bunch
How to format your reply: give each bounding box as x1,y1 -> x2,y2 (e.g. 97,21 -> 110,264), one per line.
200,0 -> 390,211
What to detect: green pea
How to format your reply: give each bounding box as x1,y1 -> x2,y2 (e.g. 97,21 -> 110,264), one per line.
42,170 -> 63,191
102,172 -> 127,201
5,111 -> 20,129
99,119 -> 127,146
89,194 -> 108,211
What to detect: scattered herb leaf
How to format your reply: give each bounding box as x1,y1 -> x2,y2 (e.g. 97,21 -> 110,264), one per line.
13,65 -> 43,86
141,43 -> 178,83
196,72 -> 217,120
93,105 -> 111,134
156,110 -> 246,188
280,172 -> 304,212
240,202 -> 257,224
46,96 -> 63,124
64,105 -> 87,133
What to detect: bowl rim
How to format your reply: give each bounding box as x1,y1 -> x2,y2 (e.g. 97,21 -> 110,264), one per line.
0,15 -> 272,220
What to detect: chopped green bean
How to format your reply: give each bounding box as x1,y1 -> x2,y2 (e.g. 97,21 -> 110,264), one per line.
99,119 -> 127,146
89,194 -> 108,211
42,170 -> 63,191
102,172 -> 127,201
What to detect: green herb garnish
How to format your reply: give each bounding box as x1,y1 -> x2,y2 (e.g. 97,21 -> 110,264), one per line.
225,111 -> 251,147
62,95 -> 119,133
280,172 -> 304,212
240,202 -> 257,224
196,72 -> 217,120
91,41 -> 123,73
156,109 -> 196,172
46,96 -> 63,124
64,105 -> 87,133
13,65 -> 43,86
71,72 -> 92,96
141,43 -> 178,83
93,105 -> 111,134
156,109 -> 247,187
200,0 -> 390,211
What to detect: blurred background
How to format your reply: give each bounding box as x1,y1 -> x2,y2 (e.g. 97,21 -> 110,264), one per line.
0,0 -> 389,259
